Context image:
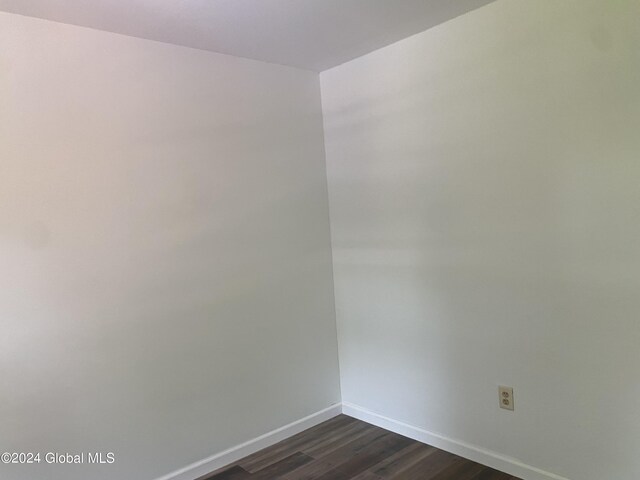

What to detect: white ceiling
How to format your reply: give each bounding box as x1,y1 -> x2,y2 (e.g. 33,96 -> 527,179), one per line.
0,0 -> 496,71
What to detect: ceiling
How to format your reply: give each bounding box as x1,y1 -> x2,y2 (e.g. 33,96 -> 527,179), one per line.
0,0 -> 496,71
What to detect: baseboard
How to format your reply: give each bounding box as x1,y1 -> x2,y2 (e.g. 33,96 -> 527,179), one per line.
154,401 -> 568,480
341,402 -> 569,480
154,403 -> 342,480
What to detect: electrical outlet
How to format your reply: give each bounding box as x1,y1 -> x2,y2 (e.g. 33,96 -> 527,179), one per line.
499,386 -> 514,411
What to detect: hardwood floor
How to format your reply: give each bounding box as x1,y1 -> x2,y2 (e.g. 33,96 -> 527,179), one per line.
197,415 -> 521,480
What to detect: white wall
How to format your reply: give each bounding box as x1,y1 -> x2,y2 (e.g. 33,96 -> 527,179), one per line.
321,1 -> 640,479
0,13 -> 340,480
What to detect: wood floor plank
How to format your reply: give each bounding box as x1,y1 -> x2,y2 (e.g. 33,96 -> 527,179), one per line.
303,421 -> 381,458
334,433 -> 414,475
239,415 -> 354,472
312,432 -> 415,480
280,458 -> 339,480
200,417 -> 521,480
429,460 -> 486,480
369,442 -> 437,477
199,465 -> 252,480
349,473 -> 385,480
389,449 -> 461,480
280,428 -> 390,480
472,468 -> 516,480
250,451 -> 314,479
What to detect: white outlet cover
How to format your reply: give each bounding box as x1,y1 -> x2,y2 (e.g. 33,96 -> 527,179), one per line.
499,386 -> 514,411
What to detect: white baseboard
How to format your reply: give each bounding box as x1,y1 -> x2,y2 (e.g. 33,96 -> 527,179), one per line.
341,402 -> 569,480
154,403 -> 342,480
155,401 -> 568,480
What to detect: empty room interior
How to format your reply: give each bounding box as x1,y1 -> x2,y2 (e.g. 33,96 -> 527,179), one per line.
1,1 -> 639,479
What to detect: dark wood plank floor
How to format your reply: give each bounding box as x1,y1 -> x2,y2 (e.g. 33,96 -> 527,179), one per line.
198,415 -> 522,480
